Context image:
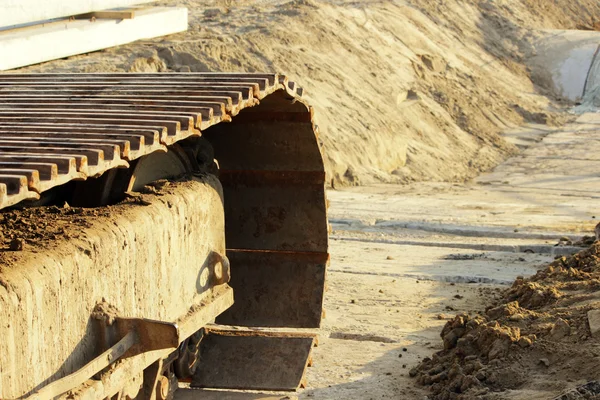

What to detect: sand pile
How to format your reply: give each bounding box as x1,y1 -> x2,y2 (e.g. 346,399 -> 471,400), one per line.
411,242 -> 600,399
14,0 -> 600,186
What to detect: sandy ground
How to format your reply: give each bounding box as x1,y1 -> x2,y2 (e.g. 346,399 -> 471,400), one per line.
289,115 -> 598,400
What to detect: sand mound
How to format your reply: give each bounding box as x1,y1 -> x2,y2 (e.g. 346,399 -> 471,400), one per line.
16,0 -> 600,186
412,242 -> 600,399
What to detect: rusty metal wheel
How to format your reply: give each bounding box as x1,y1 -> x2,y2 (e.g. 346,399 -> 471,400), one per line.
173,329 -> 203,380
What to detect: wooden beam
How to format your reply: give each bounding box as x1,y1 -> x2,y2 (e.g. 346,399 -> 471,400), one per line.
0,7 -> 188,71
0,0 -> 154,29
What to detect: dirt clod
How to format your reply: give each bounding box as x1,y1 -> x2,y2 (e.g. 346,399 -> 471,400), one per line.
549,318 -> 571,340
91,300 -> 120,326
412,243 -> 600,399
553,381 -> 600,400
9,238 -> 24,251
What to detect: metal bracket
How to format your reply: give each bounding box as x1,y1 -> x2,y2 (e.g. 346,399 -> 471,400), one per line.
23,286 -> 234,400
26,318 -> 179,400
97,317 -> 180,358
209,251 -> 230,286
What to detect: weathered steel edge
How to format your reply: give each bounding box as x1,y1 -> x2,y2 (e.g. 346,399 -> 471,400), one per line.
0,73 -> 310,210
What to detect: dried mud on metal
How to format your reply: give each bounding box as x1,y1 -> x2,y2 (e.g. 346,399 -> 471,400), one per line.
0,178 -> 183,266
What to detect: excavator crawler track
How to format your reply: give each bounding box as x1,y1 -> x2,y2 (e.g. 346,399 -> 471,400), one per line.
0,73 -> 328,399
0,73 -> 306,208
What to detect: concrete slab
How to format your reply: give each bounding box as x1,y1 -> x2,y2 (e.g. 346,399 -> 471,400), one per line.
529,29 -> 600,101
0,7 -> 188,71
0,0 -> 155,29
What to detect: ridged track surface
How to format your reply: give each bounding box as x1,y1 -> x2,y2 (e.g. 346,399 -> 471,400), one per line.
0,73 -> 304,209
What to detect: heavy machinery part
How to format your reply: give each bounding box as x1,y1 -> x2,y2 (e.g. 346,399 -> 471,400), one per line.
0,73 -> 328,398
216,250 -> 327,327
127,143 -> 193,192
0,73 -> 304,208
193,328 -> 316,391
173,330 -> 203,380
4,180 -> 235,399
28,315 -> 183,399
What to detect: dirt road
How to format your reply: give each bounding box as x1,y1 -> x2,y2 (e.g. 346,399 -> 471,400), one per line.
297,112 -> 598,399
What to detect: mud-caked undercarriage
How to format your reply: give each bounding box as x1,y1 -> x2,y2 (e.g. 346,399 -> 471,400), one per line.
0,73 -> 328,399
